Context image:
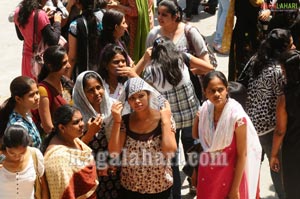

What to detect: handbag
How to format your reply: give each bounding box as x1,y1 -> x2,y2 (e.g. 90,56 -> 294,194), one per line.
186,140 -> 203,169
30,148 -> 42,199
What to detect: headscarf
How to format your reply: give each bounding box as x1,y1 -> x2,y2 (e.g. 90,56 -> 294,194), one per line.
73,71 -> 114,139
118,77 -> 166,115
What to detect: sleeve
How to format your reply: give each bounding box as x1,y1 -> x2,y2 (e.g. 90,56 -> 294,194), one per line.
38,85 -> 49,98
189,27 -> 208,57
68,20 -> 78,37
146,27 -> 159,48
35,148 -> 45,176
39,9 -> 61,45
235,117 -> 247,128
273,66 -> 284,96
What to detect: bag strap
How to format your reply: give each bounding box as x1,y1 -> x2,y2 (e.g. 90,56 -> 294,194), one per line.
184,24 -> 196,55
32,9 -> 40,53
30,147 -> 40,178
237,55 -> 256,81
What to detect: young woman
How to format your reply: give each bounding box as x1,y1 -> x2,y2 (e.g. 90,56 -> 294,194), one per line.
107,0 -> 154,62
0,125 -> 48,199
109,77 -> 177,198
35,45 -> 72,134
0,76 -> 41,148
68,0 -> 102,79
192,71 -> 262,199
99,9 -> 134,65
98,43 -> 137,99
42,105 -> 98,199
271,50 -> 300,198
14,0 -> 62,80
246,28 -> 295,199
143,37 -> 200,195
73,71 -> 121,198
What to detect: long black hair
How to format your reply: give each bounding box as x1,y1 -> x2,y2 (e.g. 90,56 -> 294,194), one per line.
150,37 -> 183,87
38,45 -> 67,82
252,28 -> 292,78
1,125 -> 32,150
17,0 -> 41,28
41,104 -> 79,154
0,76 -> 36,136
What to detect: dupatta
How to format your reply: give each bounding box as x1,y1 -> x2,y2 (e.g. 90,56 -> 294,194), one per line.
198,98 -> 262,198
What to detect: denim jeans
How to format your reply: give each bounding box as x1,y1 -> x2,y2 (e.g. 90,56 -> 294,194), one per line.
213,0 -> 230,46
259,132 -> 286,199
171,127 -> 195,199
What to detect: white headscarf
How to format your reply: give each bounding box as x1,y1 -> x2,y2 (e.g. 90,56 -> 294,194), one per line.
73,71 -> 114,139
118,77 -> 167,115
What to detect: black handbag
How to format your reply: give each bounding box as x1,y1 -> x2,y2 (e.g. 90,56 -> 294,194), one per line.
236,55 -> 255,88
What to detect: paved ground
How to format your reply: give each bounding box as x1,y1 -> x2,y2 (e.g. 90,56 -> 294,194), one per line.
0,0 -> 279,198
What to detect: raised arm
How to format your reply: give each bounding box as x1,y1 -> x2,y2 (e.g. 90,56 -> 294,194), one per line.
108,101 -> 126,156
160,101 -> 177,156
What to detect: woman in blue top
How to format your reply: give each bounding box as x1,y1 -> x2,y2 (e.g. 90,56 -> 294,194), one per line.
0,76 -> 41,148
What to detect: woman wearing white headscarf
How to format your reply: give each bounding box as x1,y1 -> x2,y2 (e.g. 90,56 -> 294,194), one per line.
73,71 -> 121,199
109,77 -> 177,198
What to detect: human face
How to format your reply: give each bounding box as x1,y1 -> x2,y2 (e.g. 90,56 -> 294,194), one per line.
157,6 -> 177,26
128,91 -> 149,112
63,110 -> 85,139
108,53 -> 127,77
17,83 -> 40,110
84,77 -> 105,108
114,17 -> 128,39
58,54 -> 71,76
6,146 -> 28,162
204,77 -> 228,108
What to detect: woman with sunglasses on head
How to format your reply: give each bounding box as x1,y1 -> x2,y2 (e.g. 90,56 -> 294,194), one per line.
0,125 -> 49,199
42,104 -> 98,199
98,43 -> 138,100
73,71 -> 121,198
109,77 -> 177,199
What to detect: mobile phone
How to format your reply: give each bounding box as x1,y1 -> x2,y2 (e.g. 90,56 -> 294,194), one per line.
0,154 -> 6,163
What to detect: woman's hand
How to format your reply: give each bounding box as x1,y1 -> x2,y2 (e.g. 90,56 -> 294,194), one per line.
160,100 -> 172,124
116,67 -> 138,78
87,114 -> 103,133
111,101 -> 123,123
270,155 -> 280,172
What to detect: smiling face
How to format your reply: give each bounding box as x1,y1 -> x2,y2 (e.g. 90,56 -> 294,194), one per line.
57,54 -> 71,76
128,90 -> 150,112
84,77 -> 105,109
204,77 -> 228,109
16,83 -> 40,110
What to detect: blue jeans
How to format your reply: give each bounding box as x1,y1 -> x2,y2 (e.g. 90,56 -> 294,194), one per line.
213,0 -> 230,46
259,132 -> 286,199
172,127 -> 195,199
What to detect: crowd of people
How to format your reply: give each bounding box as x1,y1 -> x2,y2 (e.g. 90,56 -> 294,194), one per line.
1,0 -> 300,198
